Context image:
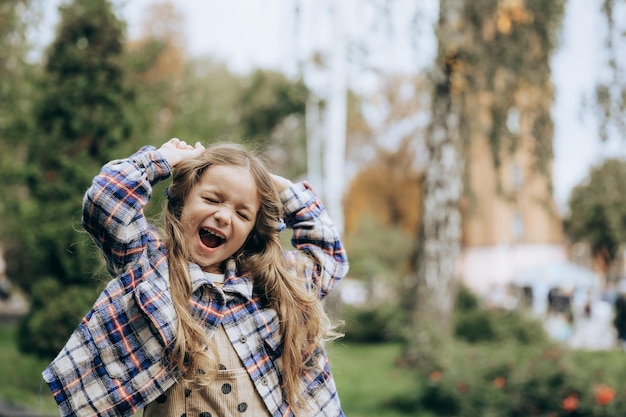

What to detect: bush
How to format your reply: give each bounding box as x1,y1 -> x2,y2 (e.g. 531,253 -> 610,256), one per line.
455,309 -> 497,343
492,310 -> 547,345
342,305 -> 405,343
392,341 -> 626,417
454,285 -> 548,345
17,277 -> 97,358
456,285 -> 480,312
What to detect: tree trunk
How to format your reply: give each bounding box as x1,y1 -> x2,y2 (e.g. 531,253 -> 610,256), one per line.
406,0 -> 466,368
322,1 -> 348,235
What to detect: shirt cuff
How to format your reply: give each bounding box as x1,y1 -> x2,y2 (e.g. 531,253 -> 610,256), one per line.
131,146 -> 172,183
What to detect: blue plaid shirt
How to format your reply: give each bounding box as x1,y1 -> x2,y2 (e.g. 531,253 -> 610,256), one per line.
42,146 -> 348,417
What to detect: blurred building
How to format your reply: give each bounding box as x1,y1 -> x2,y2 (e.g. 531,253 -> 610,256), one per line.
458,102 -> 567,301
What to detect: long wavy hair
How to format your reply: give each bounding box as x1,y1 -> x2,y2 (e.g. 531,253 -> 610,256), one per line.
161,142 -> 332,410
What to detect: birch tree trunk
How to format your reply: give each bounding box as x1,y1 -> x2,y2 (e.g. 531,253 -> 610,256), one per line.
322,1 -> 348,236
406,0 -> 466,368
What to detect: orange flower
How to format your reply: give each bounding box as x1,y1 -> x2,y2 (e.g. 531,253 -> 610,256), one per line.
493,377 -> 506,389
562,394 -> 579,412
428,370 -> 442,382
593,384 -> 615,405
457,381 -> 469,393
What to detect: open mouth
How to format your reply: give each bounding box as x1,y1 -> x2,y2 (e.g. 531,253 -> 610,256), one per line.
199,227 -> 226,248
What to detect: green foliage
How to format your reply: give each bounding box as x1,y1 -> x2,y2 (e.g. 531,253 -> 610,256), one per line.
7,0 -> 131,290
340,216 -> 414,344
462,0 -> 566,178
389,286 -> 622,416
235,69 -> 309,178
236,69 -> 307,140
345,215 -> 414,281
594,0 -> 626,143
167,58 -> 245,142
0,1 -> 39,232
455,309 -> 498,343
565,158 -> 626,261
455,284 -> 480,312
342,305 -> 406,343
17,277 -> 98,358
0,324 -> 60,414
390,340 -> 626,417
7,0 -> 133,357
36,0 -> 132,160
454,286 -> 547,345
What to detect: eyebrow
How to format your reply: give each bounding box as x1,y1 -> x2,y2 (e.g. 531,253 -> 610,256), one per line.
237,201 -> 257,213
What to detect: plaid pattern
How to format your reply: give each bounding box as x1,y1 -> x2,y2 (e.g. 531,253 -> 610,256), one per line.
42,146 -> 348,417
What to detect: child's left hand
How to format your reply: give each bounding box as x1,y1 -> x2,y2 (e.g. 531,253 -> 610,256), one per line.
158,138 -> 205,167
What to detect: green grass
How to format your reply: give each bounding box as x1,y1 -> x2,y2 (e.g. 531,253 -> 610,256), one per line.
329,342 -> 416,417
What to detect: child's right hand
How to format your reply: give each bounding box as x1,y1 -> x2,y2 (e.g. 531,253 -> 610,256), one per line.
270,173 -> 294,193
158,138 -> 205,167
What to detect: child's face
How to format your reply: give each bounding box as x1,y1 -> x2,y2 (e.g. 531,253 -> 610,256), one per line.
180,164 -> 261,273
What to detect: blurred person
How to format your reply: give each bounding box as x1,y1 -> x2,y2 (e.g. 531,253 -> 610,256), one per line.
613,292 -> 626,350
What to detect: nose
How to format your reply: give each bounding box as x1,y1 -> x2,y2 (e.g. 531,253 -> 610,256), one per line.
213,205 -> 232,225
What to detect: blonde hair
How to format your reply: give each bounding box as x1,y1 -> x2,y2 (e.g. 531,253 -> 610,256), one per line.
161,143 -> 332,409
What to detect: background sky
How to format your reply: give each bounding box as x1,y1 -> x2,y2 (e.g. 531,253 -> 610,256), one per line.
33,0 -> 626,215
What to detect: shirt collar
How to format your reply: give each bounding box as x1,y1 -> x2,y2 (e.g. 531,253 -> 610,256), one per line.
188,260 -> 254,300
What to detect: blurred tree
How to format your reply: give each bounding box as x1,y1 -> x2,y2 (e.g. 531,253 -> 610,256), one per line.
237,69 -> 307,139
235,69 -> 309,178
0,0 -> 38,242
343,138 -> 422,309
167,58 -> 243,143
345,215 -> 415,287
594,0 -> 626,143
406,0 -> 565,368
346,73 -> 429,172
125,0 -> 186,144
565,158 -> 626,280
344,138 -> 423,236
125,2 -> 310,178
11,0 -> 135,358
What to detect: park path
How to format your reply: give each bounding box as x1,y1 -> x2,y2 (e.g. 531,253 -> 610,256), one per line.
0,297 -> 52,417
0,400 -> 51,417
566,300 -> 617,350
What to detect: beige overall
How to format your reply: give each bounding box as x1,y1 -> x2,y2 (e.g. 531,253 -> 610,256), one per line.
144,277 -> 271,417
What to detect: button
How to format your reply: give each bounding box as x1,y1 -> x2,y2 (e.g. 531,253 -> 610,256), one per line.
261,378 -> 269,386
239,336 -> 247,343
222,383 -> 232,394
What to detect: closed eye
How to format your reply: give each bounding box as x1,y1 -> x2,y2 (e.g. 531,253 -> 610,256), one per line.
237,211 -> 250,220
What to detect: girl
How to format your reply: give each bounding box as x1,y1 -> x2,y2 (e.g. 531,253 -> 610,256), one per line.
43,138 -> 349,417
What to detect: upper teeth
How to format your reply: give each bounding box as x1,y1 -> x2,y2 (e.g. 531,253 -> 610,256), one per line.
203,228 -> 225,239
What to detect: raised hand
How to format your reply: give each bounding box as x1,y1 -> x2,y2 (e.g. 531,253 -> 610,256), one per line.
270,173 -> 294,193
158,138 -> 205,167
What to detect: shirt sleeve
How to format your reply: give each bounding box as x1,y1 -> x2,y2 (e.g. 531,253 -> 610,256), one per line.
81,146 -> 172,275
281,182 -> 349,299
